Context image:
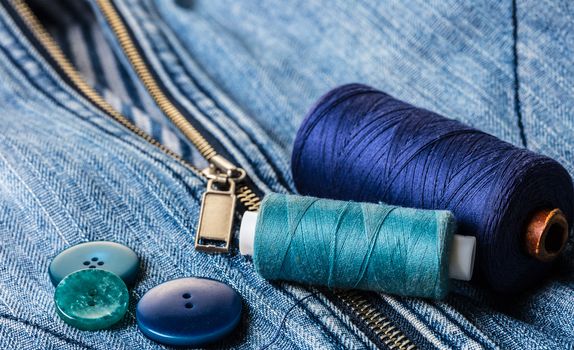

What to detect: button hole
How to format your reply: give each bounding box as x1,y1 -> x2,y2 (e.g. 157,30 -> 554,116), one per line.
182,293 -> 191,299
89,265 -> 96,269
83,261 -> 90,266
87,300 -> 96,307
91,257 -> 98,262
184,302 -> 193,309
97,261 -> 104,266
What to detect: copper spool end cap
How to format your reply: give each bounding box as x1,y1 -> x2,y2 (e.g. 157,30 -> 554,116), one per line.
525,208 -> 569,262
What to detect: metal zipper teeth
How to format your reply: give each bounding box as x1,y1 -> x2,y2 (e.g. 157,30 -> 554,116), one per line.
236,185 -> 261,211
9,0 -> 260,210
95,0 -> 217,161
8,0 -> 203,177
335,290 -> 417,350
336,291 -> 417,350
93,0 -> 261,212
11,0 -> 413,347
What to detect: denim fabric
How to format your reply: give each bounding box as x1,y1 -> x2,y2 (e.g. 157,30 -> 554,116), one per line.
0,3 -> 365,349
154,1 -> 574,348
29,0 -> 200,163
0,0 -> 573,349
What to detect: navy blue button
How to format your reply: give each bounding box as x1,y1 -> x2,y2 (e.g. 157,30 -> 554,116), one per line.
136,277 -> 242,347
49,241 -> 139,286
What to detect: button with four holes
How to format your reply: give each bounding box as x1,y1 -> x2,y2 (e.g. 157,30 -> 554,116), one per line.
49,241 -> 139,286
54,269 -> 129,330
136,277 -> 242,347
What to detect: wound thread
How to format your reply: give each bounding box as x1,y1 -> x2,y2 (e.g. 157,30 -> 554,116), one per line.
253,193 -> 456,299
292,83 -> 574,292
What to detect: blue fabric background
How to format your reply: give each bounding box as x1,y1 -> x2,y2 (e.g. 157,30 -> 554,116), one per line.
0,0 -> 573,348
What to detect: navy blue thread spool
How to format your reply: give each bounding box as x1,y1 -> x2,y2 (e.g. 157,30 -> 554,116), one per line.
291,83 -> 573,293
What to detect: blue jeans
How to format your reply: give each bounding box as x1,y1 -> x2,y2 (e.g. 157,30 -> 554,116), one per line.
0,0 -> 573,349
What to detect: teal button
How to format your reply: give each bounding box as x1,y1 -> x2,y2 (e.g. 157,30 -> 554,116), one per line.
54,269 -> 129,331
49,241 -> 139,286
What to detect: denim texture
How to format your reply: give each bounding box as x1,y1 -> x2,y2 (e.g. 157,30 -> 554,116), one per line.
0,0 -> 573,349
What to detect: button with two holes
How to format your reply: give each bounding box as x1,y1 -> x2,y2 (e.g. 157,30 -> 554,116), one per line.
49,241 -> 139,286
136,277 -> 242,346
54,269 -> 129,330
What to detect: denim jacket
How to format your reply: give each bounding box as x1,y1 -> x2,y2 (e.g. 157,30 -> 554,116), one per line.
0,0 -> 573,349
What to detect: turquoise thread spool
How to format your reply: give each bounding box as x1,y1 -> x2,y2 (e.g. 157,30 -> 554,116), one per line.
240,193 -> 475,299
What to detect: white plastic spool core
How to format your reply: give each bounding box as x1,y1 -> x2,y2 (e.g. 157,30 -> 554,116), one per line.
239,211 -> 258,256
239,211 -> 476,281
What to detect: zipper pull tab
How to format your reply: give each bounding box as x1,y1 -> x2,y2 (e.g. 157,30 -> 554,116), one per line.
195,177 -> 237,253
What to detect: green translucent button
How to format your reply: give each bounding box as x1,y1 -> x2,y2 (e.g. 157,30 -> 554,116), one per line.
54,269 -> 129,331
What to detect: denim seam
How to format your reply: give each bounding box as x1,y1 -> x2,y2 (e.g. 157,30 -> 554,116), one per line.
226,256 -> 353,348
0,136 -> 77,247
0,314 -> 95,350
306,288 -> 370,349
349,1 -> 513,113
409,300 -> 492,349
511,0 -> 528,148
317,294 -> 376,349
381,294 -> 449,348
0,268 -> 52,350
115,0 -> 292,193
0,5 -> 200,186
433,300 -> 497,349
0,41 -> 199,188
313,291 -> 380,350
398,301 -> 459,349
110,1 -> 275,195
274,287 -> 347,349
238,256 -> 362,348
142,0 -> 294,192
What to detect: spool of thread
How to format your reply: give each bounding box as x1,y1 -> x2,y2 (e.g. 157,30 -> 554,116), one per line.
291,83 -> 574,293
239,193 -> 476,299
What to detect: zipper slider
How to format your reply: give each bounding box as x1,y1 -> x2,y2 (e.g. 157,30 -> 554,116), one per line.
195,156 -> 245,253
203,155 -> 245,180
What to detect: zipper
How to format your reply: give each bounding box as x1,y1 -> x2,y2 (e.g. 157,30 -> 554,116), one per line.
8,0 -> 415,348
8,0 -> 258,252
93,0 -> 259,252
335,291 -> 416,350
